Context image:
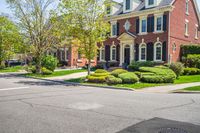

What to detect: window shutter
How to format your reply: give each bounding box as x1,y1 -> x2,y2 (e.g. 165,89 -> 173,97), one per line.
105,45 -> 110,61
117,22 -> 120,36
135,44 -> 139,61
162,41 -> 167,61
147,17 -> 151,32
97,49 -> 100,61
116,45 -> 120,61
163,15 -> 167,31
151,16 -> 154,32
136,18 -> 140,34
147,42 -> 154,61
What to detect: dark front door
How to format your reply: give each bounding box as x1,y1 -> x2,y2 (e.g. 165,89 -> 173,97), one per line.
124,47 -> 130,65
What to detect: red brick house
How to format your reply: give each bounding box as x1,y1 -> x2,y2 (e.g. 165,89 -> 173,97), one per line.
98,0 -> 200,67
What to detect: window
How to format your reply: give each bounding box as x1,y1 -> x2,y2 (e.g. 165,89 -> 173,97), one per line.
186,0 -> 189,15
100,46 -> 105,61
148,0 -> 154,5
111,45 -> 116,61
125,0 -> 131,10
185,20 -> 189,36
156,16 -> 163,32
140,18 -> 147,33
60,49 -> 65,61
154,43 -> 162,61
106,6 -> 111,15
195,25 -> 199,39
139,43 -> 146,61
111,22 -> 117,37
78,51 -> 81,60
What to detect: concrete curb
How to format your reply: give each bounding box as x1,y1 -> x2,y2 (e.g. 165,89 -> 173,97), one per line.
10,73 -> 134,92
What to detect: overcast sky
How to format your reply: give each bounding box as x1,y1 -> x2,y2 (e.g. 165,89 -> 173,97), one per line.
0,0 -> 200,16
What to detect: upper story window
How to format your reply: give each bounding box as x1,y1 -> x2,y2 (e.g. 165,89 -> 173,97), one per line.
185,20 -> 189,36
106,6 -> 111,15
155,15 -> 163,32
111,45 -> 116,61
111,22 -> 117,37
125,0 -> 131,10
195,25 -> 199,39
186,0 -> 189,15
148,0 -> 154,6
140,17 -> 147,34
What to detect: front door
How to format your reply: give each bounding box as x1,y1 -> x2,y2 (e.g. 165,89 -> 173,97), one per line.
124,45 -> 130,65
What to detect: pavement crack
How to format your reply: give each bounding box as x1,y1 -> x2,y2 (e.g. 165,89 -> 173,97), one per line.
19,99 -> 34,108
155,99 -> 195,111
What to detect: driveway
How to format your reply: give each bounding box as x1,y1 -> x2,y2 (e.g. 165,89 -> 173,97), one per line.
0,74 -> 200,133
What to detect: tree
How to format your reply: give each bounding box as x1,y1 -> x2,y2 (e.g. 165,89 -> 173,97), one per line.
6,0 -> 62,73
0,16 -> 22,68
59,0 -> 110,75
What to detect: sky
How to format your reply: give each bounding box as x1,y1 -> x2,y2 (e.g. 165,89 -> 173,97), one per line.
0,0 -> 200,16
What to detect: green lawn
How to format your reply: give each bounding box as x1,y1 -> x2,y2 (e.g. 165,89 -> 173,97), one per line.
25,69 -> 87,78
65,75 -> 200,90
182,86 -> 200,91
0,66 -> 24,73
174,75 -> 200,84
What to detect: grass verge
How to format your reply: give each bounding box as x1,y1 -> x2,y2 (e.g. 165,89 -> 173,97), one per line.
182,86 -> 200,91
0,66 -> 24,73
24,69 -> 86,78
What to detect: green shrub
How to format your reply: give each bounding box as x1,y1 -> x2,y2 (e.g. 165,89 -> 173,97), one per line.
41,67 -> 53,75
111,69 -> 128,77
183,67 -> 200,75
30,66 -> 36,73
139,67 -> 176,83
169,62 -> 184,78
185,54 -> 200,69
95,69 -> 108,73
106,75 -> 122,85
87,75 -> 107,83
42,55 -> 58,71
128,61 -> 156,71
118,72 -> 139,84
181,45 -> 200,57
90,72 -> 110,77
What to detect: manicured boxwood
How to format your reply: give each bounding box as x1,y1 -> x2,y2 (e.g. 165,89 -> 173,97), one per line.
118,72 -> 139,84
111,69 -> 128,77
139,67 -> 176,83
128,61 -> 156,71
95,69 -> 108,73
41,67 -> 53,75
87,75 -> 107,83
90,72 -> 110,77
106,75 -> 122,85
183,67 -> 200,75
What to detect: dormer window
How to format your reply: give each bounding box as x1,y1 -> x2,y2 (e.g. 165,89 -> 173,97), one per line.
106,6 -> 111,15
125,0 -> 131,10
148,0 -> 154,6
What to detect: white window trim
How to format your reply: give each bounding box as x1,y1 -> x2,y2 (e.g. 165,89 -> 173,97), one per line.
154,42 -> 163,62
185,19 -> 189,36
145,0 -> 157,8
124,0 -> 132,13
195,24 -> 199,39
154,14 -> 163,33
139,16 -> 147,35
110,45 -> 117,61
139,43 -> 147,61
186,0 -> 189,15
100,46 -> 105,61
111,21 -> 117,38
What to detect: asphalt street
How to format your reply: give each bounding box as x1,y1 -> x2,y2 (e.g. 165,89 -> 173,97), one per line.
0,74 -> 200,133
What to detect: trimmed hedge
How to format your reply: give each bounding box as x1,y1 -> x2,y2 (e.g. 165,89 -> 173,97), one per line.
169,62 -> 184,78
90,72 -> 109,77
183,67 -> 200,75
184,54 -> 200,69
95,69 -> 108,73
111,69 -> 128,77
118,72 -> 139,84
139,67 -> 176,83
87,75 -> 107,83
128,61 -> 156,71
181,45 -> 200,57
41,67 -> 53,75
106,75 -> 122,85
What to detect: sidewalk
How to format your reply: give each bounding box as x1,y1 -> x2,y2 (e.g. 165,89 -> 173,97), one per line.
136,82 -> 200,93
44,72 -> 88,81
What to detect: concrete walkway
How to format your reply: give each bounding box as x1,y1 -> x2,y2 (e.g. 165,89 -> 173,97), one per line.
136,82 -> 200,93
45,72 -> 88,81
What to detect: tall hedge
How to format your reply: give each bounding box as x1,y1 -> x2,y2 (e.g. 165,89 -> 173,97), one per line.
181,45 -> 200,57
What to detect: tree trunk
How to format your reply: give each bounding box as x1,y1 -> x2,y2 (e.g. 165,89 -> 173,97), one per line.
87,59 -> 91,75
35,52 -> 42,73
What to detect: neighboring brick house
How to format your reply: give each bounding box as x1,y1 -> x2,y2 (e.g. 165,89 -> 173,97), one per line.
98,0 -> 200,67
47,44 -> 97,68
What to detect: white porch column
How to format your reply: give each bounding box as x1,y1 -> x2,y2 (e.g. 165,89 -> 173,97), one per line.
119,43 -> 123,66
130,44 -> 134,62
